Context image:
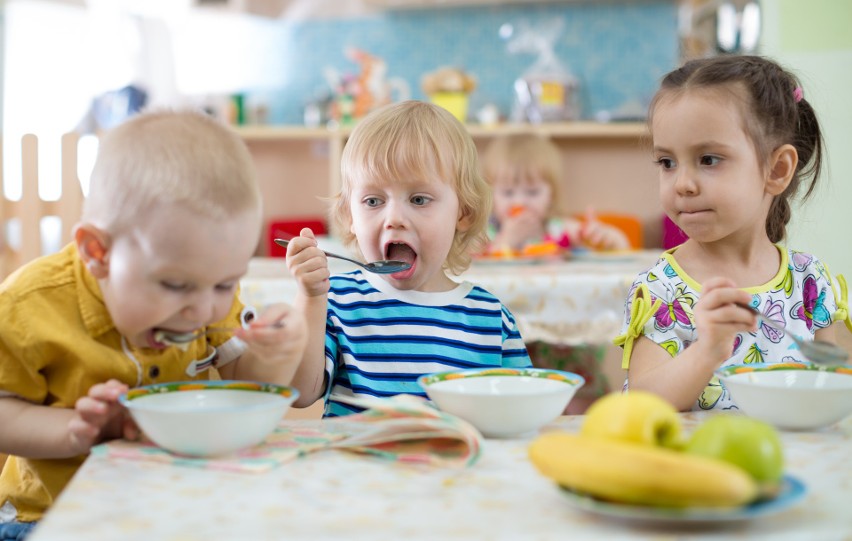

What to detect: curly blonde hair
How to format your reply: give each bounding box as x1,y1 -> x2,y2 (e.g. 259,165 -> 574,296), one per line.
333,100 -> 490,275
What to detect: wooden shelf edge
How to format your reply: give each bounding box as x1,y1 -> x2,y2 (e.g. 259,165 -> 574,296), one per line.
235,121 -> 648,142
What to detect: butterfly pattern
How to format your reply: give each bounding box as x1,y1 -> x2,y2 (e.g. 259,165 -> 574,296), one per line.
651,281 -> 696,333
619,248 -> 838,412
791,274 -> 832,331
758,298 -> 787,343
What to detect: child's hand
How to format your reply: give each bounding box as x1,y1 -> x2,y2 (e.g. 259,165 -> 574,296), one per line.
579,207 -> 631,251
580,221 -> 631,251
235,303 -> 308,370
497,209 -> 544,250
692,277 -> 756,362
68,379 -> 137,454
285,228 -> 331,297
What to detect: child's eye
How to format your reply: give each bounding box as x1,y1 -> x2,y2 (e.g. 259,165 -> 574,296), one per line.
363,197 -> 383,208
654,157 -> 675,170
215,282 -> 237,292
700,155 -> 721,166
410,195 -> 431,206
161,281 -> 188,292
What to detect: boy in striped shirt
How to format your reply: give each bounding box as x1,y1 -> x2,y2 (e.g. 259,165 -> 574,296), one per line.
285,100 -> 532,416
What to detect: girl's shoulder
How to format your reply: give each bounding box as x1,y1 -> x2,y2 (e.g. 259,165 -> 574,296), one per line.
785,247 -> 831,277
630,250 -> 683,285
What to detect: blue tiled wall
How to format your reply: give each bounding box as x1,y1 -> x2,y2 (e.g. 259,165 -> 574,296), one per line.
252,2 -> 678,125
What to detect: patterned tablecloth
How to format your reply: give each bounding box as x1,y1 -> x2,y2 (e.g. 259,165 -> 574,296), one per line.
29,412 -> 852,541
240,250 -> 662,346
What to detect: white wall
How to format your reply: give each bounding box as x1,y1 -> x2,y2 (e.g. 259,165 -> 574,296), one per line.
761,0 -> 852,279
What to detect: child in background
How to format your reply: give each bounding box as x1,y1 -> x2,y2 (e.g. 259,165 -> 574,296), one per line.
481,133 -> 630,253
285,100 -> 532,417
0,111 -> 307,535
481,133 -> 630,413
616,55 -> 851,412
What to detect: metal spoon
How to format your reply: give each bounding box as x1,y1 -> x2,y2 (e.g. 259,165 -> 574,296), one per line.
155,321 -> 286,346
739,303 -> 849,365
274,238 -> 411,274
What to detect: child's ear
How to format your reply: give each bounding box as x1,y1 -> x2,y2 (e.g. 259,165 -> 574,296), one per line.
74,223 -> 111,278
456,208 -> 473,232
766,144 -> 798,195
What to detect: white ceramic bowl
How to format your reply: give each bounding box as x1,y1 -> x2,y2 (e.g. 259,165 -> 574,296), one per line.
120,380 -> 299,456
717,363 -> 852,430
418,368 -> 585,438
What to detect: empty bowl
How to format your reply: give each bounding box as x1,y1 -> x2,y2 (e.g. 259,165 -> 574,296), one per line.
418,368 -> 585,438
716,363 -> 852,430
119,380 -> 299,456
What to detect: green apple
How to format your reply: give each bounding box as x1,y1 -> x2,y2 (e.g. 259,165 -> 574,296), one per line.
581,391 -> 683,448
685,415 -> 784,484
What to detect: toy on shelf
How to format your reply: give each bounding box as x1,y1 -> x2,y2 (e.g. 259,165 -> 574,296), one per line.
324,48 -> 410,127
421,66 -> 477,123
504,19 -> 580,123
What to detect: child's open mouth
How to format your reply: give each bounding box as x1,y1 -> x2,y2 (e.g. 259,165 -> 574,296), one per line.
385,242 -> 417,279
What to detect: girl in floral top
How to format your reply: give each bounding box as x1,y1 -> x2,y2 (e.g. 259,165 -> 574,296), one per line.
615,55 -> 851,411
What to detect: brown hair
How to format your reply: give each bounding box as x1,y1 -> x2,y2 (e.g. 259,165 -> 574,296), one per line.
481,133 -> 563,217
648,55 -> 824,243
334,100 -> 490,274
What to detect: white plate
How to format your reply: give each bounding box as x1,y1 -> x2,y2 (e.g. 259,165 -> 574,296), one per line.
558,475 -> 806,524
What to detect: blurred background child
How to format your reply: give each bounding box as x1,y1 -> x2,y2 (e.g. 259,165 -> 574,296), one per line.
481,133 -> 631,412
481,133 -> 631,253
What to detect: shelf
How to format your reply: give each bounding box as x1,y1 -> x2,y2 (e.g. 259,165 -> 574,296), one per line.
234,121 -> 647,142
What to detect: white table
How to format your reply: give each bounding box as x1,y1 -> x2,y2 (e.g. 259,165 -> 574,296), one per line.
29,412 -> 852,541
241,250 -> 662,346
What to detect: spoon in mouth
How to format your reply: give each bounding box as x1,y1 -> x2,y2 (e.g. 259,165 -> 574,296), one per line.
739,303 -> 849,365
155,321 -> 286,347
274,238 -> 412,274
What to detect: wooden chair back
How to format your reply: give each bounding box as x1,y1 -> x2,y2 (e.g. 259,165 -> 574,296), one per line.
0,133 -> 84,279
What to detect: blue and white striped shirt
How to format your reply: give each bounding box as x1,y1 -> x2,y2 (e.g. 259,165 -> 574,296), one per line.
322,270 -> 531,417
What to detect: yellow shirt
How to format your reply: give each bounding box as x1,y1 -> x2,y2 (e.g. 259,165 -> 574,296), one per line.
0,244 -> 248,522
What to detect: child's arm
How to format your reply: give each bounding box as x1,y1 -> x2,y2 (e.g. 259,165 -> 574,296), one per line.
284,229 -> 333,407
627,277 -> 755,411
0,379 -> 134,458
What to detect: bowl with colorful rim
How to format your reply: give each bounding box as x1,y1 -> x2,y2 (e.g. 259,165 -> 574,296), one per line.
715,362 -> 852,430
119,380 -> 299,457
417,367 -> 585,438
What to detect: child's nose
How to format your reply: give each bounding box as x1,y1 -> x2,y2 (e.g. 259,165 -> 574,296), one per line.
674,168 -> 698,195
180,291 -> 217,324
383,200 -> 409,228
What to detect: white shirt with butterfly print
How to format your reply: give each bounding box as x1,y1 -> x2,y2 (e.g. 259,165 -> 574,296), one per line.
619,245 -> 839,411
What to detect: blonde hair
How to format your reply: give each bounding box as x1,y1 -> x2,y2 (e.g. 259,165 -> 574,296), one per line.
82,109 -> 261,234
334,100 -> 490,274
481,133 -> 563,217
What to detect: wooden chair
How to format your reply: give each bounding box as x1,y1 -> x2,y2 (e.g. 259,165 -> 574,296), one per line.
0,133 -> 84,279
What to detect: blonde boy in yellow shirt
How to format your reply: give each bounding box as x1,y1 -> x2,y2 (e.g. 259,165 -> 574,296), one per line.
0,111 -> 307,534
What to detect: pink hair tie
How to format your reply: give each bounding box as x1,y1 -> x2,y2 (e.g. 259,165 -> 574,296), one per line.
793,86 -> 804,103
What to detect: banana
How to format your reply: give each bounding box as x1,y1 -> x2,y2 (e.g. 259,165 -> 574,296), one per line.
528,432 -> 758,508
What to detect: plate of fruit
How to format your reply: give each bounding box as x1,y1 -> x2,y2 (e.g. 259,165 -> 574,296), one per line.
528,392 -> 807,524
557,475 -> 805,524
